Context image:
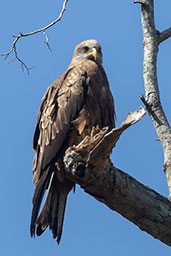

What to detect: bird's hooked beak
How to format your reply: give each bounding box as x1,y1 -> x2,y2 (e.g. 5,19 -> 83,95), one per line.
86,47 -> 97,60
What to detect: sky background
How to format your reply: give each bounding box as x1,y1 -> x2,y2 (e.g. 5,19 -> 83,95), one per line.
0,0 -> 171,255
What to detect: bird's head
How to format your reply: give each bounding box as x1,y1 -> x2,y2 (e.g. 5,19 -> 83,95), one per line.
73,39 -> 103,65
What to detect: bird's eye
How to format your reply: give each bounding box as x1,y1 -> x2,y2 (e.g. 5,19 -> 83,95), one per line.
82,46 -> 89,53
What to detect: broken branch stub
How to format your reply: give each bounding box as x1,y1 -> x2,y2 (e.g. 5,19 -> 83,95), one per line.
64,106 -> 146,179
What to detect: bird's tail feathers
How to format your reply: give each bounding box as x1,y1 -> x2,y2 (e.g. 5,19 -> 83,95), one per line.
31,170 -> 73,244
30,167 -> 51,237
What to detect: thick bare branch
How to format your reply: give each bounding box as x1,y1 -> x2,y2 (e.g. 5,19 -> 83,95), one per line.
137,0 -> 171,198
63,108 -> 171,247
0,0 -> 68,73
158,27 -> 171,44
65,163 -> 171,247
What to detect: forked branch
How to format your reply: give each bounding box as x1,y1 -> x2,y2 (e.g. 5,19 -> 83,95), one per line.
136,0 -> 171,198
0,0 -> 68,74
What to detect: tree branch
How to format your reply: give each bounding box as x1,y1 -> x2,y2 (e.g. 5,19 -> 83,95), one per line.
66,164 -> 171,247
63,107 -> 171,247
158,27 -> 171,44
137,0 -> 171,198
0,0 -> 68,73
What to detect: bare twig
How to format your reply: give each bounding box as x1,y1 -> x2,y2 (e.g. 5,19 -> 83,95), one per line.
0,0 -> 68,73
43,30 -> 52,52
12,47 -> 33,75
1,37 -> 19,60
158,27 -> 171,44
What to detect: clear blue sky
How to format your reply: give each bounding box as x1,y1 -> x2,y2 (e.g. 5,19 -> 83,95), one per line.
1,0 -> 171,255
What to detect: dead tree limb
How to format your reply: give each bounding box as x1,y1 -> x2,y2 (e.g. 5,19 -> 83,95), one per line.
63,107 -> 171,247
0,0 -> 68,74
136,0 -> 171,198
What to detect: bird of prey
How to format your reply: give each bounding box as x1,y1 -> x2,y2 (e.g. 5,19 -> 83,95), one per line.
30,39 -> 115,244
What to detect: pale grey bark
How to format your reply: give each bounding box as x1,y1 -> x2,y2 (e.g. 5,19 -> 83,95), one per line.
138,0 -> 171,198
65,159 -> 171,247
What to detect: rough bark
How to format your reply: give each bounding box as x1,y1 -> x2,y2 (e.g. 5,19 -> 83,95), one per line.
138,0 -> 171,198
65,159 -> 171,247
63,109 -> 171,247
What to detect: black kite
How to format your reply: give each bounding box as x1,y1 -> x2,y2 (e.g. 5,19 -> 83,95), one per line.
30,39 -> 115,244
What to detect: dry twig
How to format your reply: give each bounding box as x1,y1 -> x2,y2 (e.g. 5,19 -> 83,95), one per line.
0,0 -> 68,74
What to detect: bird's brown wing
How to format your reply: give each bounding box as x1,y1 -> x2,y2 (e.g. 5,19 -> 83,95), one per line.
32,65 -> 89,184
31,63 -> 89,239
